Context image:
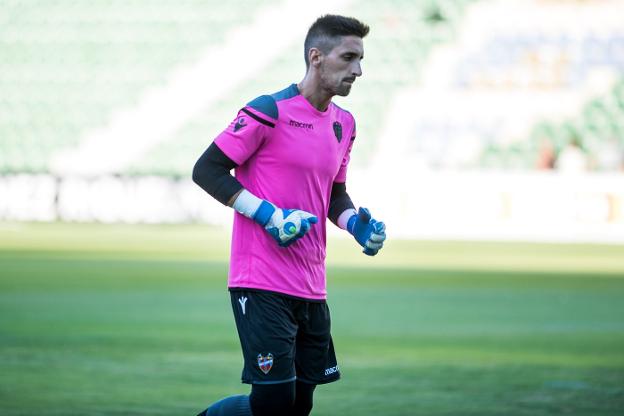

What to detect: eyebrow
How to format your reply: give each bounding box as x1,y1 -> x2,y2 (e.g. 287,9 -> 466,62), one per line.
341,51 -> 364,58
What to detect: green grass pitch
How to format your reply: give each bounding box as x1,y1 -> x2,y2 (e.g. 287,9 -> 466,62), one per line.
1,222 -> 623,415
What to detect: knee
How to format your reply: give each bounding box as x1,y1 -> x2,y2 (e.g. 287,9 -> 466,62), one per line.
250,382 -> 296,416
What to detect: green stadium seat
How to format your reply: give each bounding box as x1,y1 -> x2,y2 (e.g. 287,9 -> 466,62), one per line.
0,0 -> 280,174
128,0 -> 482,175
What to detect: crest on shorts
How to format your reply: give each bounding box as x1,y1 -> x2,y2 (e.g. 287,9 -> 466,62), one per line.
333,121 -> 342,143
257,353 -> 273,374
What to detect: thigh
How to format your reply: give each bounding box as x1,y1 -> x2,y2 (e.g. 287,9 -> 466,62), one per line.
230,290 -> 298,384
294,302 -> 341,384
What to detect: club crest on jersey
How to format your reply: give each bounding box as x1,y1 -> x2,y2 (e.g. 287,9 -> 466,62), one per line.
333,121 -> 342,143
234,117 -> 247,132
257,353 -> 273,374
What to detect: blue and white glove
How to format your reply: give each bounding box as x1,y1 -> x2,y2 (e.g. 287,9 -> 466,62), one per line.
253,200 -> 318,247
231,189 -> 317,247
347,207 -> 386,256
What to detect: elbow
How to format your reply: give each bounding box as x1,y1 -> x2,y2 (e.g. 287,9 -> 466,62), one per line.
193,160 -> 214,194
192,159 -> 204,186
192,158 -> 222,199
191,143 -> 242,205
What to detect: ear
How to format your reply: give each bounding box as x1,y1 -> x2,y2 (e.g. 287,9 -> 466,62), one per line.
308,47 -> 323,68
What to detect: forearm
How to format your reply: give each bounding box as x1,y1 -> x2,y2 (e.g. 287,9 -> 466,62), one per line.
192,146 -> 317,246
328,182 -> 356,229
230,188 -> 318,247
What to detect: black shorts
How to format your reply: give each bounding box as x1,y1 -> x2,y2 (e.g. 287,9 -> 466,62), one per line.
229,288 -> 340,385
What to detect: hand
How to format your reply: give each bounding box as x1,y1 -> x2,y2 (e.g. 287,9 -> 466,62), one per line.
255,201 -> 318,247
347,207 -> 386,256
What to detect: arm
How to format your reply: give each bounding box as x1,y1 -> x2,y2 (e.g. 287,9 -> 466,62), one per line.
328,181 -> 356,229
192,142 -> 317,247
328,181 -> 386,256
192,142 -> 243,206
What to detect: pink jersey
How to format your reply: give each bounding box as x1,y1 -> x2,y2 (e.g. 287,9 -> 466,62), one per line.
214,84 -> 356,300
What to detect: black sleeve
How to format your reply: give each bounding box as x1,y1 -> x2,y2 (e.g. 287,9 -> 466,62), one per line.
192,142 -> 244,206
328,182 -> 355,225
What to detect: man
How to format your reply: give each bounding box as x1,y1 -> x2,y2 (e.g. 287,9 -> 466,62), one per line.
192,14 -> 386,416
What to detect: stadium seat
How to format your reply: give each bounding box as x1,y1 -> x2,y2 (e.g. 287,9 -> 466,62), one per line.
131,0 -> 480,175
0,0 -> 278,174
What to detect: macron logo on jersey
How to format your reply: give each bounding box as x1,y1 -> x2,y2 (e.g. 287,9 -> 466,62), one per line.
289,119 -> 314,130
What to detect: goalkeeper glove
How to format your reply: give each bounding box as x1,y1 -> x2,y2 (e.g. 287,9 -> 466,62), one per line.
253,200 -> 318,247
347,207 -> 386,256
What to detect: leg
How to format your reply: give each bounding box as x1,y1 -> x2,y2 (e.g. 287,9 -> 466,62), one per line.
249,381 -> 296,416
293,381 -> 317,416
197,394 -> 251,416
196,382 -> 303,416
196,291 -> 298,415
294,302 -> 341,386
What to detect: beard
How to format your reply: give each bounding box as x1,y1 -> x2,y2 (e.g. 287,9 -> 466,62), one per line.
320,68 -> 354,97
335,82 -> 353,96
321,78 -> 353,97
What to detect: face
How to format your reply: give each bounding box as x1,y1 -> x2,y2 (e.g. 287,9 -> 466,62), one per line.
313,35 -> 364,97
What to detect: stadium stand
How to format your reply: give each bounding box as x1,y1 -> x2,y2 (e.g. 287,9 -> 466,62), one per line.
528,78 -> 624,170
1,0 -> 622,176
2,0 -> 623,241
0,0 -> 278,174
479,77 -> 624,171
127,0 -> 479,176
393,0 -> 624,171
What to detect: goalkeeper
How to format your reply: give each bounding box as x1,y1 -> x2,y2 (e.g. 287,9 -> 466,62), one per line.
192,14 -> 385,416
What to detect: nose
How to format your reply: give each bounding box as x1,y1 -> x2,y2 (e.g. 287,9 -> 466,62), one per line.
352,61 -> 362,77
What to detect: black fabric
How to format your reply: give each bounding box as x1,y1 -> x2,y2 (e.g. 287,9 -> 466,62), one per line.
241,107 -> 276,128
229,289 -> 340,386
328,181 -> 355,225
293,381 -> 316,416
250,382 -> 295,416
192,142 -> 243,206
229,286 -> 326,304
249,381 -> 316,416
199,394 -> 251,416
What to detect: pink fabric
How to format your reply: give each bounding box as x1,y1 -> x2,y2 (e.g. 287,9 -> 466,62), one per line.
214,86 -> 356,300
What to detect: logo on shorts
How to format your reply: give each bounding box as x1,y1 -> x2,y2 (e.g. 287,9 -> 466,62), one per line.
234,117 -> 247,132
238,296 -> 248,315
257,353 -> 273,374
333,121 -> 342,142
325,365 -> 339,376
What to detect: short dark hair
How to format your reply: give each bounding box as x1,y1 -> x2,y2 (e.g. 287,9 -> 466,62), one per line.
304,15 -> 370,68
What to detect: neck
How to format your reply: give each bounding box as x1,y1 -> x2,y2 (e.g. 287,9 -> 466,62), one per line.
298,73 -> 333,112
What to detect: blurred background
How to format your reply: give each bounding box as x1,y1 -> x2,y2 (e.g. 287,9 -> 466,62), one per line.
0,0 -> 623,241
1,1 -> 623,415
